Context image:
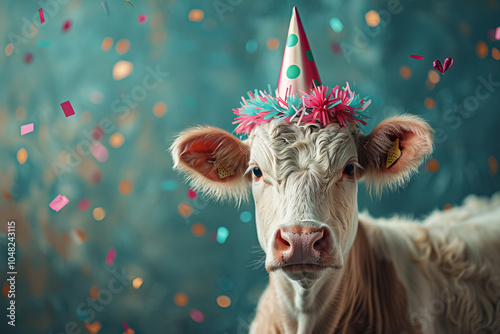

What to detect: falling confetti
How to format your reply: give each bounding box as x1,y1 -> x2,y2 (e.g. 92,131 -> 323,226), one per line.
60,101 -> 75,117
132,277 -> 143,289
77,199 -> 91,212
17,148 -> 28,164
91,141 -> 109,163
84,321 -> 102,334
138,14 -> 147,24
102,0 -> 110,16
23,53 -> 33,64
410,55 -> 424,60
115,39 -> 131,55
187,189 -> 197,199
189,309 -> 204,323
174,292 -> 188,307
90,286 -> 100,300
62,19 -> 72,32
239,211 -> 252,223
188,9 -> 203,22
365,10 -> 380,27
49,195 -> 70,212
109,133 -> 125,148
496,27 -> 500,40
119,180 -> 133,195
125,0 -> 135,8
153,102 -> 167,117
101,37 -> 113,51
39,8 -> 45,23
329,17 -> 343,33
73,229 -> 88,243
4,43 -> 14,56
476,41 -> 488,58
105,247 -> 117,266
432,58 -> 453,73
178,202 -> 193,217
426,158 -> 440,173
245,40 -> 258,53
424,97 -> 436,109
191,223 -> 206,237
216,295 -> 231,308
216,227 -> 229,244
489,156 -> 498,176
93,207 -> 106,221
443,203 -> 452,211
330,41 -> 342,55
20,123 -> 34,136
399,65 -> 412,79
113,60 -> 134,80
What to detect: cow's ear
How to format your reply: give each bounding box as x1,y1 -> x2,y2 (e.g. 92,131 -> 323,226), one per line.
357,115 -> 433,194
170,126 -> 251,202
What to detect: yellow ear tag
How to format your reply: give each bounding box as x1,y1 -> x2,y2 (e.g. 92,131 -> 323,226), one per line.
217,166 -> 235,179
386,138 -> 402,169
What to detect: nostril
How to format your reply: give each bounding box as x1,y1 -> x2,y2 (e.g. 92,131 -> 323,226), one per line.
275,229 -> 292,252
314,238 -> 322,247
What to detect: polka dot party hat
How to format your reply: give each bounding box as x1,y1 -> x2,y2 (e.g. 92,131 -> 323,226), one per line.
277,7 -> 321,100
233,7 -> 372,135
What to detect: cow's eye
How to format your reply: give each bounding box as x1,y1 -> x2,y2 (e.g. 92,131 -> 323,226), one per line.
253,166 -> 263,178
343,163 -> 355,176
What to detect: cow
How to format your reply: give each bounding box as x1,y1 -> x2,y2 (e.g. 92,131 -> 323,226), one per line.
171,115 -> 500,333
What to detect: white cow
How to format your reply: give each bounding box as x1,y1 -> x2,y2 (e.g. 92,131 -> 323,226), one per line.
171,115 -> 500,333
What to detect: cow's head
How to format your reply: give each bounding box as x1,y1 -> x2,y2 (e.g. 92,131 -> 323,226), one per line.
171,115 -> 432,283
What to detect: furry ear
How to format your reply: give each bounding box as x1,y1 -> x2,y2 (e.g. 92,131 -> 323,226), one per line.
170,126 -> 251,202
357,115 -> 433,194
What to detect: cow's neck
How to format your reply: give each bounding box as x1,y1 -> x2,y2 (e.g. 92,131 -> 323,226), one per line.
268,222 -> 417,334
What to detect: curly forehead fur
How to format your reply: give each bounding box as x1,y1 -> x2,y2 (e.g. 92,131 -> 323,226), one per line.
246,122 -> 361,183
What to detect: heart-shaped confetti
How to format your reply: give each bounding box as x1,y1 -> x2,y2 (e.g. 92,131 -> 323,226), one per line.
432,58 -> 453,73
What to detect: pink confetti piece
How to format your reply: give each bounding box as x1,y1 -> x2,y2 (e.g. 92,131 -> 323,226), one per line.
137,14 -> 147,24
496,27 -> 500,40
189,309 -> 205,323
123,322 -> 129,331
410,55 -> 424,60
39,8 -> 45,24
60,101 -> 75,117
77,198 -> 91,212
62,19 -> 72,33
24,53 -> 33,64
91,141 -> 109,162
433,57 -> 454,74
21,123 -> 34,135
187,189 -> 197,200
105,247 -> 117,266
49,195 -> 69,212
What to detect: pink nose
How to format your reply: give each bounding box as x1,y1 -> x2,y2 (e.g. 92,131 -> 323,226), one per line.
274,227 -> 330,266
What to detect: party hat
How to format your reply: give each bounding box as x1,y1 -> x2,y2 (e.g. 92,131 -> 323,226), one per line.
277,7 -> 321,100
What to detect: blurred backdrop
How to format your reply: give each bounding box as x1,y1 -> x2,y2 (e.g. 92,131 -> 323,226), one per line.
0,0 -> 499,333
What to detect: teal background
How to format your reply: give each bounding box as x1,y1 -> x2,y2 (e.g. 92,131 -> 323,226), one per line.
0,0 -> 499,333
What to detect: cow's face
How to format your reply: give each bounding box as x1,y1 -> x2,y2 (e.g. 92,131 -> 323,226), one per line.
171,115 -> 432,283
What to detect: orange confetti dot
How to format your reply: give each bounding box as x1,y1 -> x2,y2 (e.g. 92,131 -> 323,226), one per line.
216,295 -> 231,308
93,207 -> 106,221
399,66 -> 412,79
132,277 -> 143,289
90,286 -> 100,300
365,10 -> 380,27
425,80 -> 435,91
2,190 -> 12,202
476,41 -> 488,59
191,223 -> 206,237
84,321 -> 102,334
443,203 -> 452,211
424,97 -> 435,110
189,9 -> 204,22
119,180 -> 133,195
5,43 -> 14,56
74,229 -> 88,243
428,70 -> 440,84
153,102 -> 167,117
17,148 -> 28,164
15,106 -> 26,121
115,39 -> 131,55
266,38 -> 280,50
492,47 -> 500,61
426,158 -> 440,173
178,202 -> 193,217
489,156 -> 498,176
113,60 -> 134,80
109,133 -> 125,148
101,37 -> 113,51
174,292 -> 189,307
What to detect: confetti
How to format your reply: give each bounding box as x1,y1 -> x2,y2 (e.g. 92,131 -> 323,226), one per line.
115,39 -> 131,55
105,247 -> 117,266
410,55 -> 424,60
137,14 -> 147,24
90,92 -> 104,104
329,17 -> 343,33
49,194 -> 70,212
5,43 -> 14,56
21,123 -> 34,136
216,295 -> 231,308
62,19 -> 72,32
266,38 -> 280,50
189,309 -> 204,323
245,40 -> 258,53
125,0 -> 135,8
101,37 -> 113,51
84,321 -> 102,334
91,141 -> 109,163
489,156 -> 498,176
60,101 -> 75,117
37,40 -> 52,47
187,189 -> 197,199
93,207 -> 106,221
113,60 -> 134,80
476,41 -> 488,58
132,277 -> 143,289
178,202 -> 193,217
443,203 -> 452,211
365,10 -> 380,27
191,223 -> 206,237
109,133 -> 124,148
77,198 -> 91,212
174,292 -> 189,307
89,286 -> 100,299
119,180 -> 133,195
216,227 -> 229,244
432,58 -> 453,73
188,9 -> 203,22
102,0 -> 110,17
153,102 -> 167,117
424,97 -> 436,109
39,8 -> 45,23
123,322 -> 129,332
330,41 -> 342,55
496,27 -> 500,40
399,65 -> 412,79
426,158 -> 440,173
17,148 -> 28,164
240,211 -> 252,223
24,53 -> 33,64
73,229 -> 88,243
